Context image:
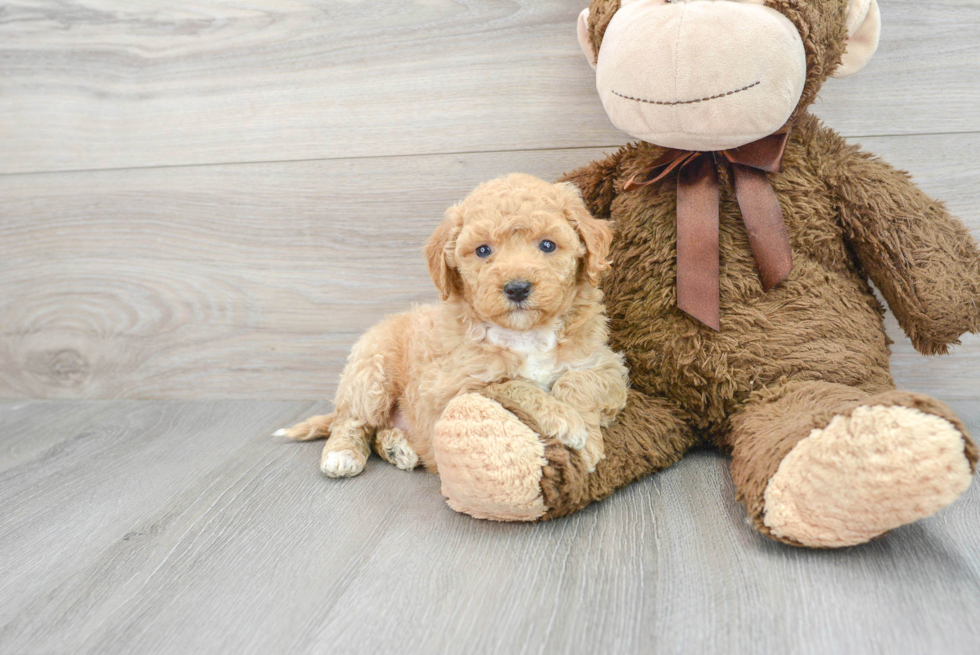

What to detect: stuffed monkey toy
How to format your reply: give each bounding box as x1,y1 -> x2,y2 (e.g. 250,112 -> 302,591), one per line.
431,0 -> 980,548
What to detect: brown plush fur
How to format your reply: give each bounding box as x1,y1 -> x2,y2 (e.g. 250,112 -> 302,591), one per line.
473,0 -> 980,540
281,174 -> 628,477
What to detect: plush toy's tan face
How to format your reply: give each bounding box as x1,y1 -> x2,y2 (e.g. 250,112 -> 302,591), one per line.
578,0 -> 880,151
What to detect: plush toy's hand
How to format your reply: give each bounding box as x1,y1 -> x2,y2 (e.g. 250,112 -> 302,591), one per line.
433,389 -> 697,523
832,137 -> 980,354
432,392 -> 551,522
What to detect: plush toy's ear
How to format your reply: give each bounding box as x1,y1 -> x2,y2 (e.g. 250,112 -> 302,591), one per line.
556,182 -> 612,286
577,8 -> 597,71
425,208 -> 462,301
833,0 -> 881,78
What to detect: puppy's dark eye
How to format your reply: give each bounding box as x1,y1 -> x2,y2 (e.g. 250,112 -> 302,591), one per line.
476,245 -> 492,258
539,240 -> 557,253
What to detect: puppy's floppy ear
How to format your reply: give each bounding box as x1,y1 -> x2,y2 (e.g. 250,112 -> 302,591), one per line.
555,182 -> 613,287
424,205 -> 463,301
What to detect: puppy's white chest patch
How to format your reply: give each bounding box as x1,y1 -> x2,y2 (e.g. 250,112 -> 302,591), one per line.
485,325 -> 562,389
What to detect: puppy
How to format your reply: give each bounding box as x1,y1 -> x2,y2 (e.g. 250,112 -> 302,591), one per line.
276,173 -> 628,478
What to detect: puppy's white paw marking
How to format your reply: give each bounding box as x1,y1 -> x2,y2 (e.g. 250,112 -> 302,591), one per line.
272,429 -> 288,438
321,450 -> 364,478
386,442 -> 419,471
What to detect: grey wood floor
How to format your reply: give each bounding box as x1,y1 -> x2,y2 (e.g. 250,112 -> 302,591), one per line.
2,397 -> 980,655
2,1 -> 980,653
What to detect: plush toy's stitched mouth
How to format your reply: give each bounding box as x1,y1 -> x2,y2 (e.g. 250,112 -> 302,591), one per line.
612,80 -> 761,106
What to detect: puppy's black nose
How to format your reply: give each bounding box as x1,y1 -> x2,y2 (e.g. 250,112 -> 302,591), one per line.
503,279 -> 532,303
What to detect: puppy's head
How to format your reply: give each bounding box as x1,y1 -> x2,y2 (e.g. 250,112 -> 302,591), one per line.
425,173 -> 612,332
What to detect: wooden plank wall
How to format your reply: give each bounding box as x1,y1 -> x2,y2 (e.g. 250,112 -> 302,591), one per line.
1,0 -> 978,400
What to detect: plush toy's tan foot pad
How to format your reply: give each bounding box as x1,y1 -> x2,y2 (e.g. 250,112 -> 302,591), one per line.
433,393 -> 548,522
763,405 -> 973,548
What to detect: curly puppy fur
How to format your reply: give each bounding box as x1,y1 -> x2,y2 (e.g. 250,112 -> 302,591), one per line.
279,174 -> 628,478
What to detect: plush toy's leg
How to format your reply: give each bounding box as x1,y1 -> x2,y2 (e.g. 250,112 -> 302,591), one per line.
727,382 -> 978,548
433,389 -> 696,522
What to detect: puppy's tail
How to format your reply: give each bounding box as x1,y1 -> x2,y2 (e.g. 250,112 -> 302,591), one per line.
273,413 -> 336,441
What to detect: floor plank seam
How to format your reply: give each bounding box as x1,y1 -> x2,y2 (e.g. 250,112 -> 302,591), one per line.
2,130 -> 978,178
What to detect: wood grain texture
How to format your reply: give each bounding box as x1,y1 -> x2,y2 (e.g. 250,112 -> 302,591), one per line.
2,1 -> 978,652
0,0 -> 977,174
1,399 -> 978,654
0,399 -> 327,628
2,133 -> 978,400
0,146 -> 598,399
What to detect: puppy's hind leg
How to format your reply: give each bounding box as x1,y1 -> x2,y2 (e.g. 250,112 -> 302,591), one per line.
290,313 -> 409,478
320,327 -> 404,478
320,418 -> 373,478
276,412 -> 371,477
374,428 -> 419,471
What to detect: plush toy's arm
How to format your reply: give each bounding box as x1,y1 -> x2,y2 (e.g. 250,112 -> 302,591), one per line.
557,149 -> 624,219
831,143 -> 980,355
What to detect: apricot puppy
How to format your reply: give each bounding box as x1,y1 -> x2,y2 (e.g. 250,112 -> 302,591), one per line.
276,173 -> 628,478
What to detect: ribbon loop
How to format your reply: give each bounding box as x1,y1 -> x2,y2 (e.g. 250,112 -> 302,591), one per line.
624,149 -> 699,191
625,132 -> 793,330
721,132 -> 790,173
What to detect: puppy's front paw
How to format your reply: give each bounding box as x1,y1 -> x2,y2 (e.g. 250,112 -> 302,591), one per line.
557,418 -> 589,450
320,449 -> 365,478
539,408 -> 589,451
480,381 -> 589,451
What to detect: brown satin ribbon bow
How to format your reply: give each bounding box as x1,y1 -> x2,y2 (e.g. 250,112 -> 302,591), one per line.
624,131 -> 793,331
